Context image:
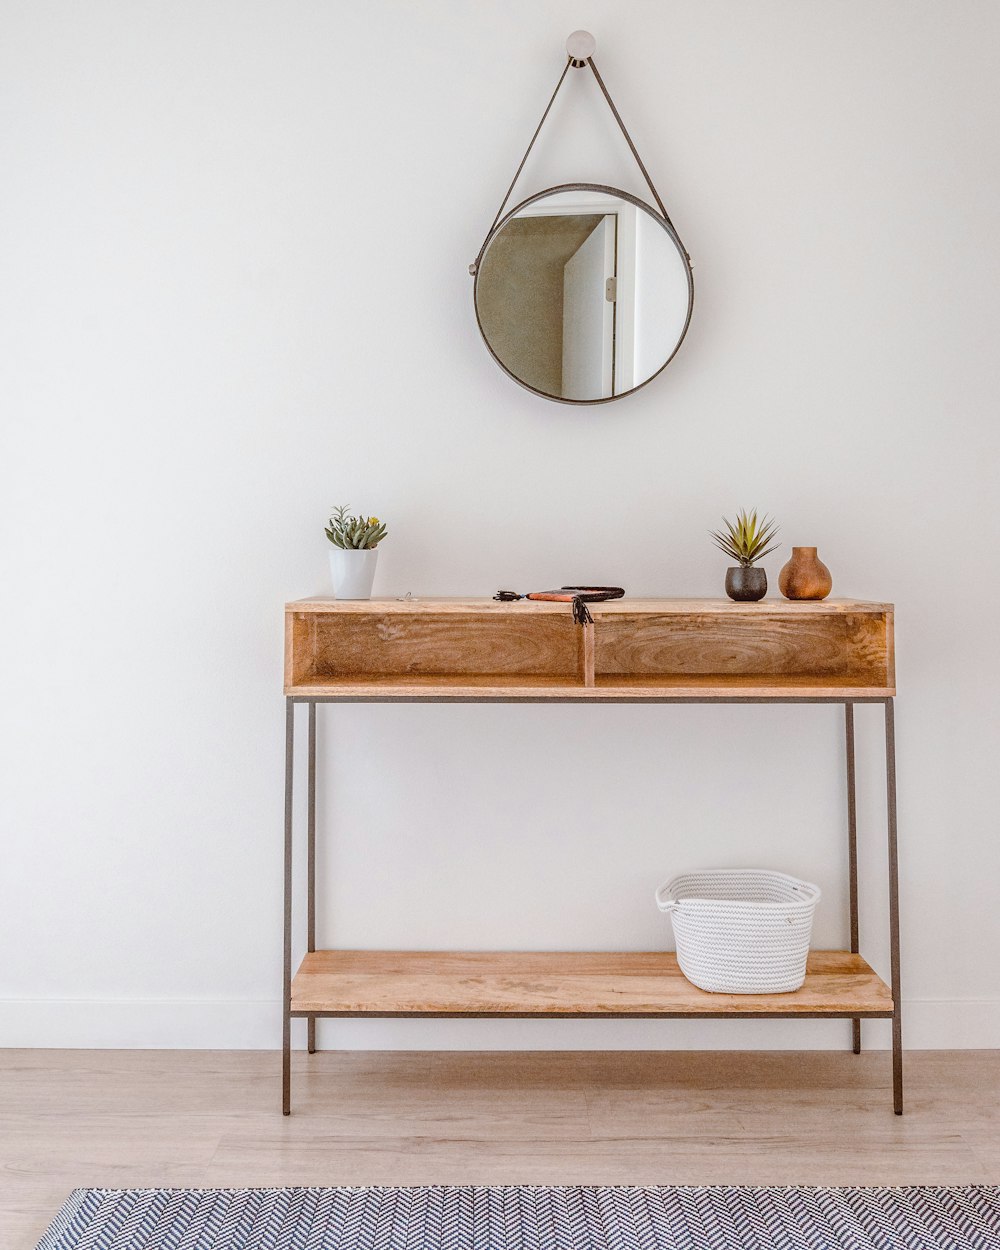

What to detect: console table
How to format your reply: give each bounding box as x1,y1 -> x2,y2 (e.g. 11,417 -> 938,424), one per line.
282,597 -> 901,1114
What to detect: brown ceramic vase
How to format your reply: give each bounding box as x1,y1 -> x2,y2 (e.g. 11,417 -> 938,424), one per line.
778,547 -> 833,600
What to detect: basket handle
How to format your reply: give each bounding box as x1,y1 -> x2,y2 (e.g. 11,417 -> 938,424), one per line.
654,883 -> 679,913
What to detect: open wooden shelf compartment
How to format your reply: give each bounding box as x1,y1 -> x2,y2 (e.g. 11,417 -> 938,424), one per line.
285,597 -> 895,699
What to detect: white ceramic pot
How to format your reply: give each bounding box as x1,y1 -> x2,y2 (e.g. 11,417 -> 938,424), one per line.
328,547 -> 379,600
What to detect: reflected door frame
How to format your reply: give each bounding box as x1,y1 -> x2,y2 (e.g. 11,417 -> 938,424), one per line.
512,191 -> 639,397
562,213 -> 615,400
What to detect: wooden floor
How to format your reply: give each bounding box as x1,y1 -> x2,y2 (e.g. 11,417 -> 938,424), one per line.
2,1049 -> 998,1250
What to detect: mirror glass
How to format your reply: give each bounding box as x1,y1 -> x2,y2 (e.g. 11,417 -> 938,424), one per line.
474,185 -> 692,404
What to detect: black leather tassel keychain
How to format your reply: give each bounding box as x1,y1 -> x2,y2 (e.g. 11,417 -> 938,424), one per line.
493,586 -> 625,625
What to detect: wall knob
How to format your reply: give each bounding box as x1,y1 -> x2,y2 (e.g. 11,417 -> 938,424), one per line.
566,30 -> 596,65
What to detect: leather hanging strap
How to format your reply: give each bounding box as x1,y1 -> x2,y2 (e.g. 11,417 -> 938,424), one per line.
470,59 -> 572,275
587,57 -> 673,229
494,586 -> 625,627
471,55 -> 676,275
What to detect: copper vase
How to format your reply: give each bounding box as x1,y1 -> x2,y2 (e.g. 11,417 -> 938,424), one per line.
778,547 -> 832,600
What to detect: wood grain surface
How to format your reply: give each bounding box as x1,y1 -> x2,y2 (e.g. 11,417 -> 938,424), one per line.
288,598 -> 893,615
284,599 -> 895,698
290,950 -> 893,1017
593,612 -> 889,682
285,676 -> 895,699
293,611 -> 582,681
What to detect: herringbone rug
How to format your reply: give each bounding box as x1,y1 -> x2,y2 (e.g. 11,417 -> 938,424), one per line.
36,1185 -> 1000,1249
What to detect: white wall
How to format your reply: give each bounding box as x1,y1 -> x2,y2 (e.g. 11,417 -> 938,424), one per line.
2,1 -> 999,1051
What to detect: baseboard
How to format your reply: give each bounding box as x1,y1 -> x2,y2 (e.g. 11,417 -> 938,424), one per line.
0,999 -> 280,1049
0,997 -> 997,1050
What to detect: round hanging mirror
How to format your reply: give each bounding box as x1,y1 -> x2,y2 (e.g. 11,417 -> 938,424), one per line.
474,184 -> 693,405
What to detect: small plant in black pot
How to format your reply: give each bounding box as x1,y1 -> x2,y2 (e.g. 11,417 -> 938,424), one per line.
711,509 -> 780,602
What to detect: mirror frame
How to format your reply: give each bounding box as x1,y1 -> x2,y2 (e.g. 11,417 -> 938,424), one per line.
473,182 -> 694,406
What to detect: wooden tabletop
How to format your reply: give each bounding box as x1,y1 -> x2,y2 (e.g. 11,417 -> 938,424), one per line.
287,597 -> 894,615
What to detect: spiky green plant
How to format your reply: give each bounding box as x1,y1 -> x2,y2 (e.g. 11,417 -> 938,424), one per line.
325,504 -> 388,550
710,508 -> 780,567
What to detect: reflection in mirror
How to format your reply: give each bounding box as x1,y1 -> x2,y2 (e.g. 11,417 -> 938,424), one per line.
475,187 -> 692,404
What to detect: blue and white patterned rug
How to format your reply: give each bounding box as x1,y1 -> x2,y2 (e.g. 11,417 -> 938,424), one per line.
36,1185 -> 1000,1250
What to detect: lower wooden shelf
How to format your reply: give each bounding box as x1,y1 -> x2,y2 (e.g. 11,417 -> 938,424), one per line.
290,950 -> 892,1019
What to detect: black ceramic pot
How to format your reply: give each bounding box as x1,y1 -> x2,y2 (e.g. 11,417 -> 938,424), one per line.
725,566 -> 767,602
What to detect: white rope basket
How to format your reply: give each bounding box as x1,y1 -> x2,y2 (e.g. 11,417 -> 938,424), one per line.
655,869 -> 821,994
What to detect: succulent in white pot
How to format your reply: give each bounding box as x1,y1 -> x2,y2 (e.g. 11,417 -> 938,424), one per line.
325,504 -> 387,600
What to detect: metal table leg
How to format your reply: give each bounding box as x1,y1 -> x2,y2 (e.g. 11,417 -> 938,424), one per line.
845,703 -> 861,1054
885,697 -> 903,1114
307,701 -> 317,1055
282,698 -> 294,1115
